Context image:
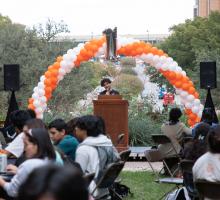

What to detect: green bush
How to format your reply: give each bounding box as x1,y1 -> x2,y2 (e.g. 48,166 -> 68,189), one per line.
120,68 -> 137,75
112,74 -> 143,100
120,57 -> 136,68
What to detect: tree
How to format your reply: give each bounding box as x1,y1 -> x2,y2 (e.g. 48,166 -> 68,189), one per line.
34,18 -> 70,42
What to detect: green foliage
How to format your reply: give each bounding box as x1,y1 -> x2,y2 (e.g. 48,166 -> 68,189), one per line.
120,57 -> 136,68
120,68 -> 137,75
112,74 -> 143,100
128,97 -> 167,146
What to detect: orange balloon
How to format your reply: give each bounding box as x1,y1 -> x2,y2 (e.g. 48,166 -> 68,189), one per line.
136,47 -> 143,55
182,83 -> 190,90
193,92 -> 199,98
174,81 -> 182,88
157,49 -> 164,56
143,46 -> 151,54
185,109 -> 192,115
45,87 -> 52,95
168,71 -> 176,80
53,62 -> 60,69
74,60 -> 81,67
44,79 -> 52,87
175,73 -> 183,81
45,71 -> 52,79
28,104 -> 35,110
182,76 -> 190,83
188,119 -> 194,127
188,87 -> 196,94
50,69 -> 59,77
189,113 -> 197,120
151,47 -> 158,55
28,98 -> 34,104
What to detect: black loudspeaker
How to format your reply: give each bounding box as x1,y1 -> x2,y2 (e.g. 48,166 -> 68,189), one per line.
4,64 -> 20,91
200,61 -> 217,89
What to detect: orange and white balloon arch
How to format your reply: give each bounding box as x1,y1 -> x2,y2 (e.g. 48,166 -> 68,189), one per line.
28,36 -> 203,127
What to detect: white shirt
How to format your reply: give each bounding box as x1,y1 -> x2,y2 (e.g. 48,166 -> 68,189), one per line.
5,133 -> 24,158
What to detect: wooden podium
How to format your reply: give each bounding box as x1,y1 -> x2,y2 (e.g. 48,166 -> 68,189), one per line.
93,95 -> 129,152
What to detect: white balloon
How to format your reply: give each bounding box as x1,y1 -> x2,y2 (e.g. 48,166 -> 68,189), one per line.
35,107 -> 43,114
166,57 -> 173,63
40,96 -> 47,103
59,68 -> 66,76
176,89 -> 181,95
63,53 -> 72,61
182,71 -> 186,76
185,102 -> 193,109
40,75 -> 45,82
193,99 -> 200,106
192,106 -> 200,114
180,91 -> 188,98
58,75 -> 64,81
37,113 -> 43,119
153,55 -> 160,64
33,100 -> 41,107
67,49 -> 74,55
60,60 -> 67,68
38,82 -> 44,89
198,111 -> 203,118
38,89 -> 45,97
176,66 -> 182,72
77,43 -> 85,48
161,63 -> 168,71
33,87 -> 39,93
32,93 -> 39,100
186,94 -> 194,102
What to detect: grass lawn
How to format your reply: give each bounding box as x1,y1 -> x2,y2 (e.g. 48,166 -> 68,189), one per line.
120,171 -> 174,200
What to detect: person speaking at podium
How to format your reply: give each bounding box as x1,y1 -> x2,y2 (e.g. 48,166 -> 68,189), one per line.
99,78 -> 119,95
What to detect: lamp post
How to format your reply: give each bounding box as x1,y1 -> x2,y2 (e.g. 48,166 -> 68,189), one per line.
146,30 -> 149,43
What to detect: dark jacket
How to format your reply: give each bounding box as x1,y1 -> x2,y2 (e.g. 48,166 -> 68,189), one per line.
99,89 -> 119,95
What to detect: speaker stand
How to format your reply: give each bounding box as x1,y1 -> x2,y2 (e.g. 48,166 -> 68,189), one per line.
4,91 -> 19,128
201,88 -> 219,123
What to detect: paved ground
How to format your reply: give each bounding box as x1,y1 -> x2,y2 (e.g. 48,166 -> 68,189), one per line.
123,161 -> 163,172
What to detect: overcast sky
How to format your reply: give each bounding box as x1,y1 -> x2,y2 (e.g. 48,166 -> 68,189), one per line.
1,0 -> 195,35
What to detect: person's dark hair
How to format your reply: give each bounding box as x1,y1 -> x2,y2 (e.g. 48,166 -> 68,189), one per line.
48,119 -> 67,132
25,119 -> 46,129
25,128 -> 56,160
75,115 -> 99,137
202,107 -> 213,125
96,116 -> 106,135
207,125 -> 220,153
100,78 -> 111,87
10,110 -> 31,131
194,122 -> 210,141
17,164 -> 88,200
26,109 -> 36,119
66,117 -> 79,135
169,108 -> 182,124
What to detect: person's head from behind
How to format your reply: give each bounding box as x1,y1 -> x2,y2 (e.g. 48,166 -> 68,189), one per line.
26,109 -> 36,119
169,108 -> 182,124
100,78 -> 112,91
207,125 -> 220,154
23,128 -> 56,160
10,110 -> 31,134
202,107 -> 213,125
48,119 -> 67,144
75,115 -> 99,142
194,122 -> 210,142
96,116 -> 106,135
17,164 -> 88,200
66,117 -> 79,136
23,119 -> 46,133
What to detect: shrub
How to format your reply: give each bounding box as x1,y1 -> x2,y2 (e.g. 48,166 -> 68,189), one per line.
112,74 -> 143,100
120,57 -> 136,68
120,68 -> 137,75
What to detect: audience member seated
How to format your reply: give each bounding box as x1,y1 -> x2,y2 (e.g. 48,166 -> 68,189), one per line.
192,107 -> 218,138
159,108 -> 192,157
66,117 -> 79,137
17,164 -> 89,200
49,119 -> 79,161
0,128 -> 56,199
0,110 -> 31,158
158,108 -> 192,173
75,115 -> 120,199
193,125 -> 220,182
182,122 -> 210,162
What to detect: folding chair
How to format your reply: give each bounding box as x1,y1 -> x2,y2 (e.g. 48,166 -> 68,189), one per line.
84,172 -> 95,187
180,160 -> 199,199
195,180 -> 220,200
144,149 -> 183,200
91,161 -> 125,200
151,134 -> 181,176
119,149 -> 131,162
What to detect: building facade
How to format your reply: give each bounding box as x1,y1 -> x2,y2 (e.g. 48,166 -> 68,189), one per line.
194,0 -> 220,17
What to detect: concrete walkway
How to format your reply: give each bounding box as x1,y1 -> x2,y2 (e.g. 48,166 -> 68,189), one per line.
123,161 -> 163,172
